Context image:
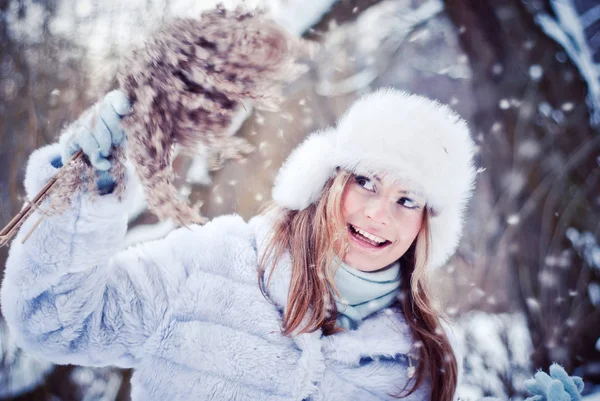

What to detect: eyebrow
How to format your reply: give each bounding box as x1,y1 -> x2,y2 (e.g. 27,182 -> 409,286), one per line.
371,175 -> 423,199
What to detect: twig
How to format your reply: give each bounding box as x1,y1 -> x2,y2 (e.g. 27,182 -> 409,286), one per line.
20,195 -> 58,244
0,150 -> 84,247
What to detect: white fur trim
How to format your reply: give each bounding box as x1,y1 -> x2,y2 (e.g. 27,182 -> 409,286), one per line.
272,129 -> 336,210
272,89 -> 477,269
322,308 -> 413,364
24,143 -> 142,219
294,331 -> 326,400
24,143 -> 65,200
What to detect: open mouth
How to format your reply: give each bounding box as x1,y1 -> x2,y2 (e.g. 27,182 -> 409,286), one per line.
348,224 -> 392,248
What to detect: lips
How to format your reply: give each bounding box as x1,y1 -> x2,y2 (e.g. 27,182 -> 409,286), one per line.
348,224 -> 392,249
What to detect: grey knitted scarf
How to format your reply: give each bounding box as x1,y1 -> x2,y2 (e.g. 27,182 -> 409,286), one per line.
333,260 -> 401,330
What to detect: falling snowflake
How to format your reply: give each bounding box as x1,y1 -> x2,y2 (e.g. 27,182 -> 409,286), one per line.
507,214 -> 521,225
255,113 -> 265,125
518,139 -> 541,159
566,228 -> 600,270
538,270 -> 557,288
529,64 -> 543,80
526,297 -> 541,312
588,282 -> 600,306
492,63 -> 503,75
561,102 -> 574,112
538,102 -> 553,117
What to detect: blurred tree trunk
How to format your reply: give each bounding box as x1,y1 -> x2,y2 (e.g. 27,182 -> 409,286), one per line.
444,0 -> 600,374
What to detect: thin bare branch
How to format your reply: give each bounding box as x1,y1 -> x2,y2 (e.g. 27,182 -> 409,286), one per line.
0,150 -> 83,247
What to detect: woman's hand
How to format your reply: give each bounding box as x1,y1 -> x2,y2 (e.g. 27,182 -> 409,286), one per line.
524,363 -> 584,401
58,90 -> 131,171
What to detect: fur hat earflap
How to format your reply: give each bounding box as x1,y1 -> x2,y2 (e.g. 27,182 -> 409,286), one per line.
272,88 -> 477,269
272,129 -> 336,210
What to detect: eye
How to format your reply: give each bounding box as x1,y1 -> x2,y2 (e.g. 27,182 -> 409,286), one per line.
354,175 -> 375,192
397,197 -> 420,210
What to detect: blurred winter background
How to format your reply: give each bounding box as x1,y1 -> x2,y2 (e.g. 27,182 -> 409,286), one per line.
1,0 -> 600,399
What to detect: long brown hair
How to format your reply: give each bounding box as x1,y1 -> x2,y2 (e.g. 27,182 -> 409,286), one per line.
258,171 -> 457,400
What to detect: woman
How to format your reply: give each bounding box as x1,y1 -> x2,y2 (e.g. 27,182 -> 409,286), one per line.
1,88 -> 477,401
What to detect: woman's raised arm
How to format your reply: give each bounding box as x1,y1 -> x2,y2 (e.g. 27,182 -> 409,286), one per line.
0,93 -> 191,368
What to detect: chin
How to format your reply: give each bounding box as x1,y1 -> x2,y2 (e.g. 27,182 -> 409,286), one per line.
343,252 -> 388,272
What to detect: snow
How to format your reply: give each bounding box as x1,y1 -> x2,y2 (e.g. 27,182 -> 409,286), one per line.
6,1 -> 47,44
517,139 -> 542,159
538,102 -> 553,118
8,0 -> 336,59
316,0 -> 447,96
267,0 -> 338,35
566,228 -> 600,270
528,64 -> 543,81
452,311 -> 533,400
507,214 -> 521,225
589,282 -> 600,306
0,320 -> 54,398
585,391 -> 600,401
535,0 -> 600,126
70,366 -> 123,401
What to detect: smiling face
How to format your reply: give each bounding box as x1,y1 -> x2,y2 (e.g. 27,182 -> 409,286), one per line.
341,173 -> 425,272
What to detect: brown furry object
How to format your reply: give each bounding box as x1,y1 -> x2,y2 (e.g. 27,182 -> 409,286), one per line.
52,147 -> 127,215
115,5 -> 307,225
50,5 -> 307,225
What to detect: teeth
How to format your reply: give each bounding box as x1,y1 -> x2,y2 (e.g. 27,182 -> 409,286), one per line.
353,225 -> 386,244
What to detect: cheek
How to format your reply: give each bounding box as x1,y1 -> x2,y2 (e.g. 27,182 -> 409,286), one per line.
341,187 -> 362,217
392,212 -> 423,243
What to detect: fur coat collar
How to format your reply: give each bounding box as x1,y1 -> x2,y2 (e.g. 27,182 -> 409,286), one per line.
249,213 -> 415,362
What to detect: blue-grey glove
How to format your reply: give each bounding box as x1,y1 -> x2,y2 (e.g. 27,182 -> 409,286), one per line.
58,90 -> 131,171
525,363 -> 584,401
57,90 -> 130,194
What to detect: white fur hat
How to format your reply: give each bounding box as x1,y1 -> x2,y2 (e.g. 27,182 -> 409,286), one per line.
272,88 -> 477,270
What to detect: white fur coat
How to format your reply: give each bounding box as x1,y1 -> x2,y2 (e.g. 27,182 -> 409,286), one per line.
1,143 -> 431,401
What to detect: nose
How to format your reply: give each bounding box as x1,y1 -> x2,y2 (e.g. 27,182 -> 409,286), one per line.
363,197 -> 390,225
